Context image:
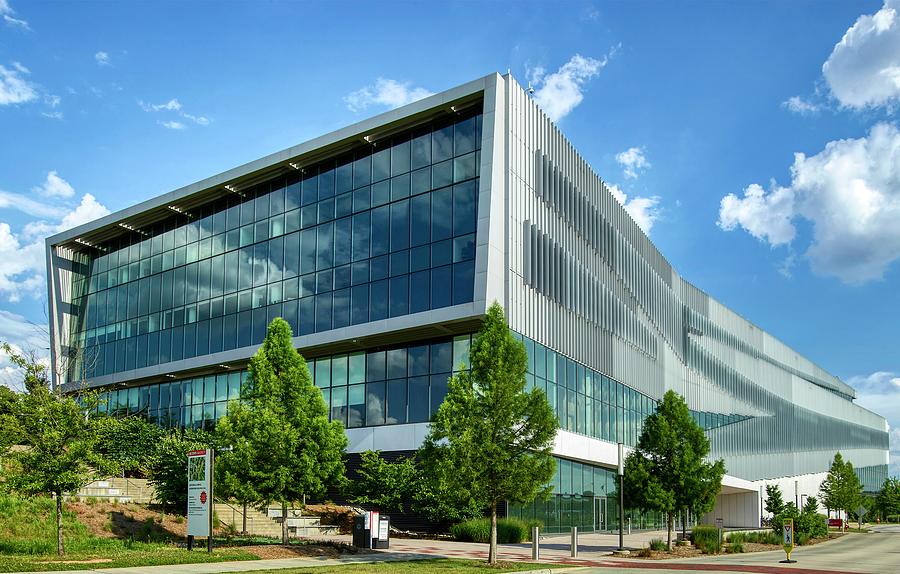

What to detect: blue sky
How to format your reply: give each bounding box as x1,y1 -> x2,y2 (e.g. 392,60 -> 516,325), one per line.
1,0 -> 898,475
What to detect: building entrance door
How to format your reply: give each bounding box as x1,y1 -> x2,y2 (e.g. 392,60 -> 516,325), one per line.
593,497 -> 608,532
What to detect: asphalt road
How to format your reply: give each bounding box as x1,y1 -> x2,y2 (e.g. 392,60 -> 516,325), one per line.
577,528 -> 900,574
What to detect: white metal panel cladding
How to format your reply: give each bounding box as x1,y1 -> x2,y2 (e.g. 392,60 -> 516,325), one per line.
498,74 -> 887,482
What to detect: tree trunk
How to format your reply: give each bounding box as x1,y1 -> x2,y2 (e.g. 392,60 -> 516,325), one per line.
488,501 -> 498,564
667,512 -> 673,550
281,501 -> 289,546
242,501 -> 247,535
55,492 -> 64,556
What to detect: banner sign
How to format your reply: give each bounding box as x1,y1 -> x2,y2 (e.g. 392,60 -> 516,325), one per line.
187,449 -> 212,537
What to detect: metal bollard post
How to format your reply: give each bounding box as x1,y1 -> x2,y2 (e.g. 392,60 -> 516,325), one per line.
627,517 -> 632,535
571,526 -> 578,558
531,527 -> 540,560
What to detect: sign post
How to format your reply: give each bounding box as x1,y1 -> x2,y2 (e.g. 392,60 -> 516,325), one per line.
187,449 -> 214,553
715,517 -> 724,546
855,505 -> 868,531
617,442 -> 625,551
780,518 -> 795,563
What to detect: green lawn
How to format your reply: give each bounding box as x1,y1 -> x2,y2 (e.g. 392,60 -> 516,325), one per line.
0,545 -> 257,572
243,559 -> 567,574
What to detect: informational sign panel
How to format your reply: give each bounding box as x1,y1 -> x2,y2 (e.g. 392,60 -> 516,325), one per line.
187,450 -> 211,537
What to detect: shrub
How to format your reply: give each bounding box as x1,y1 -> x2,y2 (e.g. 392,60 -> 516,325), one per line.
523,519 -> 543,541
637,547 -> 653,557
649,538 -> 667,551
450,518 -> 530,543
728,541 -> 744,553
726,532 -> 746,544
691,525 -> 721,554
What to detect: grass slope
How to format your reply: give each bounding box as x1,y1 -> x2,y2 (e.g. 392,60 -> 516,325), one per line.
0,493 -> 255,572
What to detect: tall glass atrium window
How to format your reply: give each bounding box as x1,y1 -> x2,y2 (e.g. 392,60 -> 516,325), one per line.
64,109 -> 482,383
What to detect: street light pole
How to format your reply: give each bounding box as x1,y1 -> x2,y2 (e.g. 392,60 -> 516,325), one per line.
618,442 -> 625,551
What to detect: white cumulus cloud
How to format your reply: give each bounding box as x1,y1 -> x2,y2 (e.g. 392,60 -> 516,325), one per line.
159,120 -> 185,130
823,0 -> 900,109
718,122 -> 900,284
0,62 -> 37,106
344,78 -> 434,113
139,98 -> 181,112
0,175 -> 109,302
615,146 -> 651,179
34,171 -> 74,198
94,51 -> 111,66
531,52 -> 612,122
608,184 -> 661,234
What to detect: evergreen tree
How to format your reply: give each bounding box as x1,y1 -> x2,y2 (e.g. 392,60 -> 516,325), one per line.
420,302 -> 558,564
623,390 -> 725,549
765,483 -> 785,520
819,452 -> 863,521
216,318 -> 347,544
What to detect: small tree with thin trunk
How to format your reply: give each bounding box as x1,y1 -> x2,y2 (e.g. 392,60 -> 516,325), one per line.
216,318 -> 347,545
765,483 -> 786,521
3,343 -> 111,556
420,302 -> 558,564
820,452 -> 863,523
623,390 -> 725,549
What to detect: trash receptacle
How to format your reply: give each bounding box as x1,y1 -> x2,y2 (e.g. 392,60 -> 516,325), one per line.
373,515 -> 390,549
352,514 -> 370,548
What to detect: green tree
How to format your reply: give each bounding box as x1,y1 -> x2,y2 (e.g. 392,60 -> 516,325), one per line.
623,390 -> 725,549
147,428 -> 217,511
347,450 -> 418,513
819,452 -> 863,521
797,495 -> 827,538
95,415 -> 166,477
216,318 -> 347,544
420,302 -> 557,564
0,385 -> 22,455
765,484 -> 785,521
2,345 -> 111,555
876,477 -> 900,520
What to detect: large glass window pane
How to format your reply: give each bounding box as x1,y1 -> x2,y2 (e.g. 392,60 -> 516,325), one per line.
455,116 -> 477,156
350,284 -> 368,325
390,199 -> 409,251
432,187 -> 452,241
430,374 -> 448,415
315,292 -> 332,332
410,194 -> 431,247
369,279 -> 388,321
453,180 -> 477,236
452,260 -> 475,305
433,123 -> 453,163
331,355 -> 348,386
330,385 -> 347,425
389,275 -> 408,317
411,130 -> 431,169
391,138 -> 410,176
332,287 -> 350,328
371,205 -> 390,257
366,382 -> 385,426
318,165 -> 335,200
408,344 -> 429,376
407,376 -> 429,422
386,348 -> 406,379
431,265 -> 451,309
371,180 -> 390,208
430,341 -> 452,373
452,335 -> 470,371
316,222 -> 334,271
386,379 -> 407,424
349,352 -> 366,384
353,153 -> 371,189
300,228 -> 316,275
366,350 -> 386,382
347,384 -> 365,428
372,147 -> 390,182
409,270 -> 429,313
352,212 -> 370,261
301,172 -> 318,206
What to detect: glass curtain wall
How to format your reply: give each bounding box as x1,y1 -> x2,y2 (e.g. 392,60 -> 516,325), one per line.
65,109 -> 482,385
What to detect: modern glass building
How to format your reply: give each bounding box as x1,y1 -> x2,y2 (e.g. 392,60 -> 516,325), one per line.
47,74 -> 889,532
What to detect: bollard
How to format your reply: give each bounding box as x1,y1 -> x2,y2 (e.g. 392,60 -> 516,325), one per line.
531,527 -> 540,560
627,517 -> 632,535
571,526 -> 578,558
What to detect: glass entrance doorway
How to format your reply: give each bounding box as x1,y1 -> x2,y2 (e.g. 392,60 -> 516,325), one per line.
593,496 -> 608,532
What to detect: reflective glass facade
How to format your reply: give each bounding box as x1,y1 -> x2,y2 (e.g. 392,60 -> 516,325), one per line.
64,109 -> 482,384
